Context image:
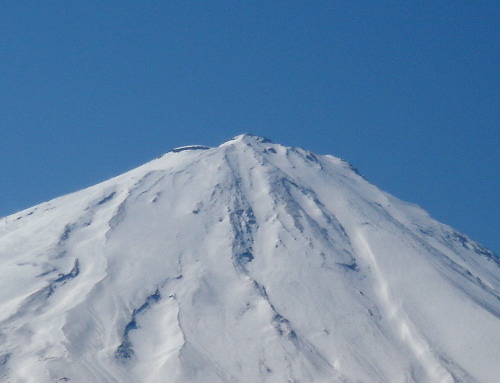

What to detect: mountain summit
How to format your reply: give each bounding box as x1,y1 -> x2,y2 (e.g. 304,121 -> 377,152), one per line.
0,135 -> 498,383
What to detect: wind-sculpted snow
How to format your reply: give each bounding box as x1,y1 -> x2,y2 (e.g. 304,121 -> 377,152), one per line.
0,134 -> 498,383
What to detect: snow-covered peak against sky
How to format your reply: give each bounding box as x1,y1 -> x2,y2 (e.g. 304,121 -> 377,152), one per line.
0,134 -> 498,382
225,133 -> 273,144
170,134 -> 273,151
2,3 -> 498,254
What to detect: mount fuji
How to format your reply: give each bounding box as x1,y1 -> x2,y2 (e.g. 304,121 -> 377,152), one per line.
0,134 -> 498,383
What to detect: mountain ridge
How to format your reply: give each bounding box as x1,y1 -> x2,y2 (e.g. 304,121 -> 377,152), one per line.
0,135 -> 498,383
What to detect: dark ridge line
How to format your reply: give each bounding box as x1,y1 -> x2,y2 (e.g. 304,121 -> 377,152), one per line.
59,224 -> 74,243
446,231 -> 499,266
224,150 -> 259,273
252,282 -> 296,340
0,353 -> 11,366
36,266 -> 58,278
134,173 -> 168,203
58,220 -> 91,246
115,277 -> 182,362
0,352 -> 11,378
170,145 -> 210,153
222,155 -> 304,340
271,176 -> 355,268
227,134 -> 273,144
337,262 -> 359,272
46,259 -> 80,297
116,288 -> 162,360
54,259 -> 80,283
341,159 -> 365,179
249,279 -> 340,379
262,147 -> 277,154
229,204 -> 257,272
367,201 -> 500,304
106,171 -> 162,232
97,192 -> 116,206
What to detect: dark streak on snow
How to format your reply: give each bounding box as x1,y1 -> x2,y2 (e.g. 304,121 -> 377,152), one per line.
263,147 -> 277,154
251,280 -> 338,377
227,134 -> 273,144
152,191 -> 162,203
97,192 -> 116,206
54,259 -> 80,283
229,206 -> 257,272
59,224 -> 74,243
107,171 -> 167,231
46,259 -> 80,297
252,282 -> 297,340
170,145 -> 210,153
337,262 -> 359,271
447,231 -> 499,267
367,203 -> 500,310
15,259 -> 81,310
0,353 -> 11,377
134,173 -> 167,203
405,227 -> 500,315
341,159 -> 365,179
281,178 -> 350,242
0,353 -> 11,366
108,198 -> 128,230
224,151 -> 259,273
36,266 -> 58,278
116,289 -> 162,360
58,220 -> 91,246
438,356 -> 482,383
270,176 -> 355,269
273,313 -> 297,339
54,250 -> 68,259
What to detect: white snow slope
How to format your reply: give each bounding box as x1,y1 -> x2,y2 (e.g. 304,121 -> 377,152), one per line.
0,134 -> 498,383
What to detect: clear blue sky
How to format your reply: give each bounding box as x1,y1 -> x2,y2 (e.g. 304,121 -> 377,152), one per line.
1,1 -> 498,253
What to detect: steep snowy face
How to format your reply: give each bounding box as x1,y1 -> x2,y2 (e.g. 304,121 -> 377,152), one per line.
0,134 -> 498,383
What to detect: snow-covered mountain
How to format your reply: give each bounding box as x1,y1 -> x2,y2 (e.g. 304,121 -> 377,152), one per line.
0,134 -> 498,383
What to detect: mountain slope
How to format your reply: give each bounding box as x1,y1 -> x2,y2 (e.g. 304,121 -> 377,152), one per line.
0,134 -> 498,383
